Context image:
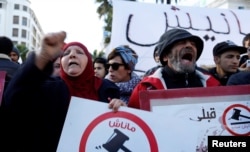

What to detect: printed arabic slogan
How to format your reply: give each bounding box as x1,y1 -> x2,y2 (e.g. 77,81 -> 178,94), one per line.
140,85 -> 250,151
57,97 -> 198,151
0,71 -> 6,106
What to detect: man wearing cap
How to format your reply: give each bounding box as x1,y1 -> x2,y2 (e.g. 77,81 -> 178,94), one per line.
128,28 -> 220,109
208,40 -> 246,85
9,46 -> 20,64
0,36 -> 20,142
0,36 -> 20,89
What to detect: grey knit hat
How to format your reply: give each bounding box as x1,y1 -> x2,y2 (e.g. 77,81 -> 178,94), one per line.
12,46 -> 20,57
158,29 -> 204,65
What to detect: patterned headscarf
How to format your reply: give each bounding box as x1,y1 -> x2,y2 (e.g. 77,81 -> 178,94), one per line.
114,46 -> 138,71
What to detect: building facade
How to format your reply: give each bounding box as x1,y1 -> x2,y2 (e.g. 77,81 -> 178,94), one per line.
0,0 -> 43,51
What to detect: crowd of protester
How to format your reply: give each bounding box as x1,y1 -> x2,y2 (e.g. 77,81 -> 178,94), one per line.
0,28 -> 249,151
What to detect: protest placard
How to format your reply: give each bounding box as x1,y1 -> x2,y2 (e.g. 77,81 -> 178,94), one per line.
139,85 -> 250,151
57,97 -> 200,152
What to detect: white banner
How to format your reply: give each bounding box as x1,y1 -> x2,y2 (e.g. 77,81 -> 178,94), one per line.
151,97 -> 250,151
138,86 -> 250,151
110,1 -> 250,72
57,97 -> 200,152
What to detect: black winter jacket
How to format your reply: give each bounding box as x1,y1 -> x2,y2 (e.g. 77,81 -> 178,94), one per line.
0,53 -> 120,152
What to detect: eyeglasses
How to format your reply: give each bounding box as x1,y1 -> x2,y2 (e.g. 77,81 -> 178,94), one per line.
107,63 -> 124,70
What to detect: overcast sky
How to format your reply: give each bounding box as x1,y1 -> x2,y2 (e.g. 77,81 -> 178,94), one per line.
29,0 -> 104,53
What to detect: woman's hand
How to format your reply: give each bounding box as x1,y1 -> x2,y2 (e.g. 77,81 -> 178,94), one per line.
108,98 -> 127,112
36,31 -> 66,70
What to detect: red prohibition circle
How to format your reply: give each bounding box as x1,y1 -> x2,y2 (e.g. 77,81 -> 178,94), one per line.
222,104 -> 250,136
79,111 -> 158,152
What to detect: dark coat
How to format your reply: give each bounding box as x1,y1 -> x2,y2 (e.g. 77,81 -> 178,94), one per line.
208,67 -> 240,86
0,57 -> 20,89
0,54 -> 120,152
227,71 -> 250,85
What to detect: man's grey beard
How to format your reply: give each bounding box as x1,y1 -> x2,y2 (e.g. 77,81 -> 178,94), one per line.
169,58 -> 196,73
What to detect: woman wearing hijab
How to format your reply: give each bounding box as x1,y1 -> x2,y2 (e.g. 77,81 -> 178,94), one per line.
1,31 -> 124,152
60,42 -> 119,102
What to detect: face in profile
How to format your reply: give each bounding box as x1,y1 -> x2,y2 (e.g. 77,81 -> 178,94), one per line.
244,39 -> 250,48
154,50 -> 160,63
10,51 -> 19,62
61,45 -> 88,77
107,55 -> 131,83
94,62 -> 106,78
52,57 -> 61,76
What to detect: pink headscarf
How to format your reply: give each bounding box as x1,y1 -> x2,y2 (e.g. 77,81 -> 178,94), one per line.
60,42 -> 102,101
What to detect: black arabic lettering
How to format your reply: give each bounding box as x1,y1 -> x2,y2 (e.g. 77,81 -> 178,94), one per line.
125,6 -> 248,47
166,6 -> 230,34
230,10 -> 244,34
126,14 -> 158,47
190,107 -> 216,122
210,108 -> 216,118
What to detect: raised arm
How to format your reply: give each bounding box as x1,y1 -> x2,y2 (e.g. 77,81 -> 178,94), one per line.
36,31 -> 66,70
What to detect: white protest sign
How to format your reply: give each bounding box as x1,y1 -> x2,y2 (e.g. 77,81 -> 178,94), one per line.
110,1 -> 250,72
57,97 -> 200,152
139,85 -> 250,151
153,100 -> 250,150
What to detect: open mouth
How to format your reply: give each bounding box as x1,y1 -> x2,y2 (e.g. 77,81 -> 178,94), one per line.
181,53 -> 193,62
69,61 -> 79,66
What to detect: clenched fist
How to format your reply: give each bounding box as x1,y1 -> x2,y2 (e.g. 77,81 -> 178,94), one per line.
35,31 -> 66,70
